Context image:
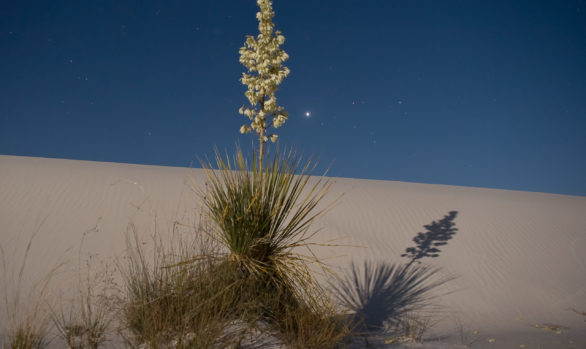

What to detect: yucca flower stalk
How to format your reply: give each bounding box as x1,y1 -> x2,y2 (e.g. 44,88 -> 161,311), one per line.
238,0 -> 290,165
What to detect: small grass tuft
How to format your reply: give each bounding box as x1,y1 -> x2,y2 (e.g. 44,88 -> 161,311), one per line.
1,218 -> 59,349
5,325 -> 49,349
51,258 -> 112,349
51,290 -> 110,349
273,303 -> 352,349
393,314 -> 436,344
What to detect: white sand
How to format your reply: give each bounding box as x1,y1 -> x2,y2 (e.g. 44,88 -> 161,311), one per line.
1,155 -> 585,348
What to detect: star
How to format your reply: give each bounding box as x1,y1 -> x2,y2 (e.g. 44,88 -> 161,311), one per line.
305,111 -> 311,118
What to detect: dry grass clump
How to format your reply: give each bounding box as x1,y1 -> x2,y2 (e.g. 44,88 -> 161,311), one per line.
1,219 -> 57,349
273,303 -> 351,349
122,256 -> 351,349
50,227 -> 114,349
384,313 -> 437,344
117,225 -> 251,348
52,302 -> 109,349
5,326 -> 49,349
50,268 -> 111,349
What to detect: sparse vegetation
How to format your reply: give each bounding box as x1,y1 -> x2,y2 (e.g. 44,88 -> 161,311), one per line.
455,318 -> 480,347
51,268 -> 110,349
384,313 -> 437,345
5,325 -> 49,349
1,218 -> 57,349
1,189 -> 459,349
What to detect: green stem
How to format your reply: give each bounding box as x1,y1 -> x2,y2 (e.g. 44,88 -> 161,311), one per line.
259,98 -> 266,170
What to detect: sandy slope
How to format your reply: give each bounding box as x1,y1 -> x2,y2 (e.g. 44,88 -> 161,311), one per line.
1,155 -> 585,348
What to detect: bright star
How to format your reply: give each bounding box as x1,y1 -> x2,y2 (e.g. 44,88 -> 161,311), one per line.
305,111 -> 311,118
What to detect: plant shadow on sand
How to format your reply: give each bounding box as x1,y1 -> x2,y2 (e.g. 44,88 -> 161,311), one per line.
401,210 -> 458,267
331,211 -> 459,341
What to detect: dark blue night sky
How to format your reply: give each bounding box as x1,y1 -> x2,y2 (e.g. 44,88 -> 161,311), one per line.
1,0 -> 585,196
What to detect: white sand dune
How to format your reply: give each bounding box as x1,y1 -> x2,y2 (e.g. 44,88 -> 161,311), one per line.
1,155 -> 585,348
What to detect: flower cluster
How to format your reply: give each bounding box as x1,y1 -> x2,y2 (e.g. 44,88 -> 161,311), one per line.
238,0 -> 289,144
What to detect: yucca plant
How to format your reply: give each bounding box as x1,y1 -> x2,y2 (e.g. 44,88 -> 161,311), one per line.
198,147 -> 333,318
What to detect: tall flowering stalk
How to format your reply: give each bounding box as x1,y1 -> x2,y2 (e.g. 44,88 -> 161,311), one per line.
238,0 -> 290,165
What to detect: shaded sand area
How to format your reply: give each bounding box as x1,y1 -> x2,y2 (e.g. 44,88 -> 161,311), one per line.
1,155 -> 585,348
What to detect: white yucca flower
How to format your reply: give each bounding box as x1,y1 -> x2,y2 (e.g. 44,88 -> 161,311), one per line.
239,0 -> 289,158
240,125 -> 251,134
